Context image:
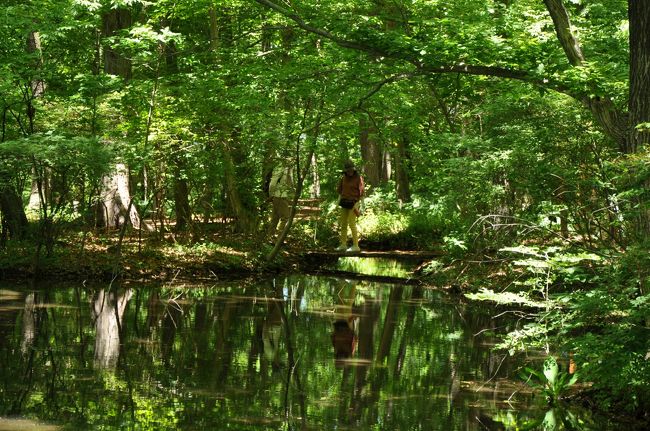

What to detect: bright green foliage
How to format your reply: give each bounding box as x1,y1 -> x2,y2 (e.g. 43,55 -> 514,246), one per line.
490,245 -> 650,414
0,133 -> 111,216
520,356 -> 579,405
0,0 -> 648,422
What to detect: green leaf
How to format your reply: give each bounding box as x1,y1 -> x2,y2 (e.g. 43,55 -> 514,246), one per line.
543,356 -> 559,386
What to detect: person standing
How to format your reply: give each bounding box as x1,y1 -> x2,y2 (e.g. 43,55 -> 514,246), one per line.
266,161 -> 294,238
336,159 -> 364,252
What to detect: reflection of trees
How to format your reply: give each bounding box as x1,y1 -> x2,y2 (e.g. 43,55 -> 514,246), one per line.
377,286 -> 404,364
21,293 -> 37,355
161,296 -> 183,364
0,278 -> 547,430
276,283 -> 307,429
1,290 -> 31,415
395,285 -> 423,376
352,293 -> 379,423
329,283 -> 382,426
214,294 -> 237,384
93,288 -> 132,369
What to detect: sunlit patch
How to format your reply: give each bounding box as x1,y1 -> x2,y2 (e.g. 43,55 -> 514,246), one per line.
32,303 -> 76,309
159,298 -> 193,305
334,257 -> 415,278
0,418 -> 60,430
186,388 -> 226,399
0,289 -> 22,300
461,379 -> 532,396
333,358 -> 372,367
230,415 -> 285,425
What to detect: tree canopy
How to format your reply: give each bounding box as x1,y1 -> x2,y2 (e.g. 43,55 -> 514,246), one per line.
0,0 -> 648,423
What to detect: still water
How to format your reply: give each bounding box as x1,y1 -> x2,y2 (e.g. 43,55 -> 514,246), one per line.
0,270 -> 615,430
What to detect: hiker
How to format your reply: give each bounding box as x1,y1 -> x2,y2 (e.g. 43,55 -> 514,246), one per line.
336,159 -> 364,252
266,160 -> 295,238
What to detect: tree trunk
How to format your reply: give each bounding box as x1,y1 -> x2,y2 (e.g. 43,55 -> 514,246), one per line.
27,173 -> 42,213
394,135 -> 411,202
173,167 -> 191,231
96,163 -> 141,229
359,115 -> 382,189
309,152 -> 321,198
97,8 -> 142,231
0,187 -> 28,239
543,0 -> 585,66
102,8 -> 132,78
23,31 -> 45,209
382,150 -> 391,183
26,31 -> 44,134
209,5 -> 219,52
543,0 -> 630,150
627,0 -> 650,235
220,140 -> 256,234
199,141 -> 218,224
545,0 -> 649,236
627,0 -> 650,153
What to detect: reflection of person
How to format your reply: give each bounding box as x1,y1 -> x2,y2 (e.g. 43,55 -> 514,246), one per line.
332,320 -> 357,361
331,283 -> 358,365
266,161 -> 295,238
336,159 -> 364,252
262,301 -> 283,370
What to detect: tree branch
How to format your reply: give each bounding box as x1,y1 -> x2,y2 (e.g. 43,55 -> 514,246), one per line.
543,0 -> 585,66
543,0 -> 627,149
253,0 -> 390,56
253,0 -> 629,147
253,0 -> 544,88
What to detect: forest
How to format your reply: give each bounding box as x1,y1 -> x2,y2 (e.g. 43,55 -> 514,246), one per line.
0,0 -> 649,429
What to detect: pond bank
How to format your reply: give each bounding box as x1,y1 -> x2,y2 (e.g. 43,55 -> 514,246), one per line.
0,233 -> 445,285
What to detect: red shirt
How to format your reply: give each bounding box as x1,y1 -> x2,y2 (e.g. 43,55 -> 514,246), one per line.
337,171 -> 364,200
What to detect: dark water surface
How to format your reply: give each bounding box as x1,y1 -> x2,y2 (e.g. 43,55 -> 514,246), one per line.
0,271 -> 619,430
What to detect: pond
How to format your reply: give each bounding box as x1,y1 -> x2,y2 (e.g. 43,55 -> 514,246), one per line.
0,266 -> 625,430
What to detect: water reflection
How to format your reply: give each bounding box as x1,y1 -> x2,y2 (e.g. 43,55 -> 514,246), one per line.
93,288 -> 132,369
21,292 -> 36,356
0,277 -> 624,430
334,257 -> 414,278
331,282 -> 358,364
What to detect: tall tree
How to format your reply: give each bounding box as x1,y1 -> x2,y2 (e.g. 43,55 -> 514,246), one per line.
627,1 -> 650,147
359,115 -> 383,188
102,6 -> 132,79
95,3 -> 142,229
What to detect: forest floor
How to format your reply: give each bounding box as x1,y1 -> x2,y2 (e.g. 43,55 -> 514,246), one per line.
0,228 -> 321,282
0,224 -> 512,291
